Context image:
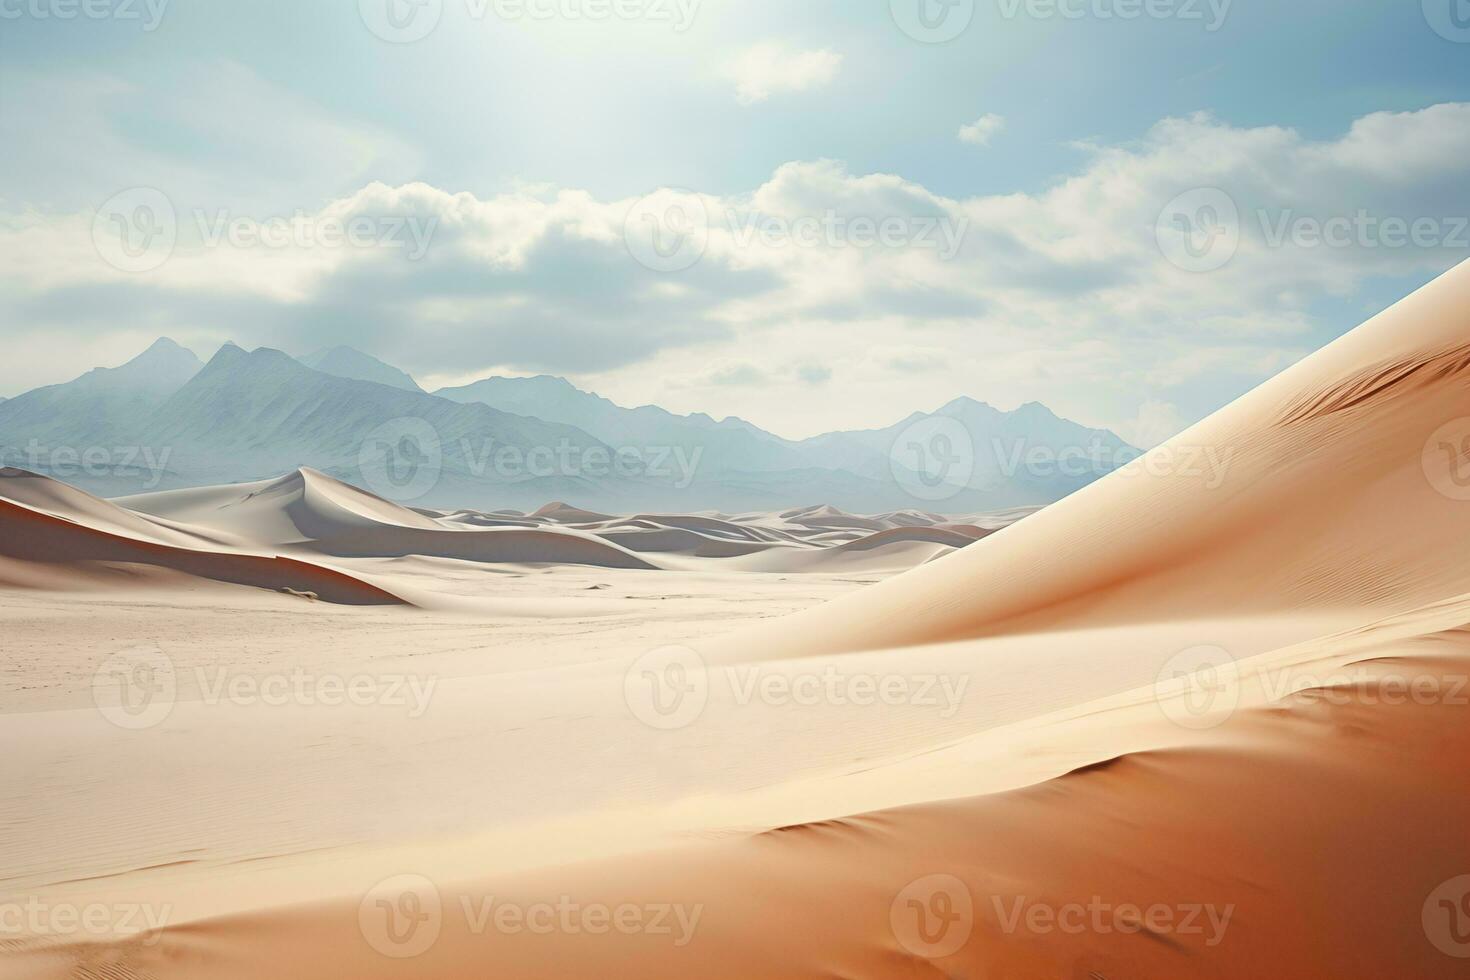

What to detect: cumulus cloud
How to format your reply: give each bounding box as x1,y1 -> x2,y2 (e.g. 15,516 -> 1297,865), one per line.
725,42 -> 842,106
958,113 -> 1005,146
2,103 -> 1467,434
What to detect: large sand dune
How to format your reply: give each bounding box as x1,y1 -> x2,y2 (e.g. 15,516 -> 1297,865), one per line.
5,264 -> 1470,976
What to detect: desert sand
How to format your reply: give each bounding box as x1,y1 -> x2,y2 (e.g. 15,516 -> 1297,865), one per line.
5,262 -> 1470,976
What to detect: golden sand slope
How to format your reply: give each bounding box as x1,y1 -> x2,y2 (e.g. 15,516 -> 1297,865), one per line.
715,259 -> 1470,659
18,603 -> 1469,978
6,263 -> 1470,977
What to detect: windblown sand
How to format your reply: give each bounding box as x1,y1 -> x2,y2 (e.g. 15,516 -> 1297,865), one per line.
6,262 -> 1470,977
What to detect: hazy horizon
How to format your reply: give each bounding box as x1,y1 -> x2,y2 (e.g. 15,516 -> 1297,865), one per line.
4,1 -> 1468,444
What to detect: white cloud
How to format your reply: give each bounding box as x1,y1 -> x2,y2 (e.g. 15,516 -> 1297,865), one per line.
725,42 -> 842,106
3,104 -> 1468,435
958,113 -> 1006,146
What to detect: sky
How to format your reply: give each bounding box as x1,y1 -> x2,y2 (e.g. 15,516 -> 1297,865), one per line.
1,0 -> 1468,444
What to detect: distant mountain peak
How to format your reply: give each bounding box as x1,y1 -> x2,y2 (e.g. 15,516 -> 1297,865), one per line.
299,346 -> 424,392
70,336 -> 204,391
141,336 -> 191,355
1012,400 -> 1059,419
939,395 -> 998,413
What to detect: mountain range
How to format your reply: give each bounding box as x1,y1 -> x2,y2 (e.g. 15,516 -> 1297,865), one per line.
0,339 -> 1137,512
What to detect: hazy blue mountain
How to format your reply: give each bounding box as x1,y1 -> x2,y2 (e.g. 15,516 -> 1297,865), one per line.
441,374 -> 1138,509
299,346 -> 424,392
0,337 -> 203,450
434,375 -> 804,475
799,396 -> 1135,502
142,344 -> 657,508
0,339 -> 1138,512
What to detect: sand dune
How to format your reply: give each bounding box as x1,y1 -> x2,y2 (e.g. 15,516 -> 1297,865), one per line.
120,469 -> 993,574
0,480 -> 405,605
19,601 -> 1467,978
7,265 -> 1470,976
713,262 -> 1470,664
